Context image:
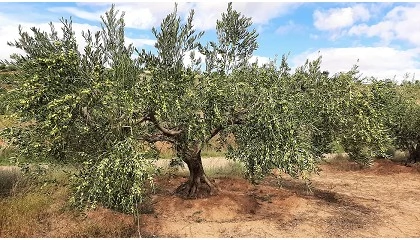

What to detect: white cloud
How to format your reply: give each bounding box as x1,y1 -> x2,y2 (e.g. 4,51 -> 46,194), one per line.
0,20 -> 102,61
0,15 -> 24,60
48,2 -> 298,32
292,47 -> 420,81
313,4 -> 370,31
116,3 -> 179,30
47,3 -> 179,30
182,50 -> 205,68
191,2 -> 299,31
229,3 -> 299,26
126,37 -> 156,49
309,34 -> 319,40
347,4 -> 420,47
48,7 -> 104,22
276,20 -> 304,35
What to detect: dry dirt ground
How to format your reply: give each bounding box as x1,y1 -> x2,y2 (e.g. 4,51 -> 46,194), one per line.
140,158 -> 420,238
1,157 -> 419,237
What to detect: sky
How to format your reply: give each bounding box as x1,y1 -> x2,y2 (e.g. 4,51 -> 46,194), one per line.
0,1 -> 419,81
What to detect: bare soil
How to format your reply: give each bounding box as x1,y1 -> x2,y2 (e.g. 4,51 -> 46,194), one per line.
140,158 -> 420,238
1,158 -> 419,237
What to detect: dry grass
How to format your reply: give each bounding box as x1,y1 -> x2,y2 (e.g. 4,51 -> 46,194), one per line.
0,166 -> 20,197
392,150 -> 409,162
0,115 -> 16,130
0,192 -> 52,237
205,161 -> 245,178
0,165 -> 139,237
156,157 -> 244,177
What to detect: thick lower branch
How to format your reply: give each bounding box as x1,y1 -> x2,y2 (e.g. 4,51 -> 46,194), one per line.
206,126 -> 223,143
133,112 -> 182,137
139,133 -> 175,144
149,114 -> 182,136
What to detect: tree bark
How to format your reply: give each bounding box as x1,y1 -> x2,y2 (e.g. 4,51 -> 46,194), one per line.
407,145 -> 420,164
175,148 -> 218,198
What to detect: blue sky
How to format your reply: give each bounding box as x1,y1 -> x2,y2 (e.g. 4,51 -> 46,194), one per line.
1,2 -> 419,81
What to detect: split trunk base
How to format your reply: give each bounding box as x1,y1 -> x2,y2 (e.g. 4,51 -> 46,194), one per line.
174,154 -> 219,198
175,173 -> 218,199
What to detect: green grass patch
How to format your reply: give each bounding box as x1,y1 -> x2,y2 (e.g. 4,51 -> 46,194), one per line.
330,140 -> 346,154
158,151 -> 174,159
321,153 -> 350,164
390,150 -> 409,162
0,145 -> 17,166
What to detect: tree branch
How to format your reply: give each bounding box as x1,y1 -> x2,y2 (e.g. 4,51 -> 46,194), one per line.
139,133 -> 175,144
231,108 -> 248,125
206,125 -> 223,143
149,114 -> 183,136
134,115 -> 152,125
205,109 -> 246,143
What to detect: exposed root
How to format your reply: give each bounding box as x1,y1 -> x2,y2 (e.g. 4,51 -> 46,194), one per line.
175,175 -> 219,199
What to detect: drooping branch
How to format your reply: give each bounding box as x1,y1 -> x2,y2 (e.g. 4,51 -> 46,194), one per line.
232,117 -> 244,125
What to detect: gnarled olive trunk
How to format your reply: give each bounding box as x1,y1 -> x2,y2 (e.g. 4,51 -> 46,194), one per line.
175,145 -> 218,198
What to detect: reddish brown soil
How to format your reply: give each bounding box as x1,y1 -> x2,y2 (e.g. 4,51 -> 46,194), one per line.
140,159 -> 420,238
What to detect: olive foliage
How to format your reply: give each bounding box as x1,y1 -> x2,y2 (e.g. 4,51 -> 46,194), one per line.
371,80 -> 420,162
0,3 -> 408,212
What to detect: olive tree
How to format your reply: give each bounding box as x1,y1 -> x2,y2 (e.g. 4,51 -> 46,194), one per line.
397,82 -> 420,162
1,3 -> 395,213
371,80 -> 420,163
398,103 -> 420,162
134,2 -> 323,192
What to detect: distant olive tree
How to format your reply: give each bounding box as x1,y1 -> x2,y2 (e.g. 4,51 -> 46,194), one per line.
372,80 -> 420,163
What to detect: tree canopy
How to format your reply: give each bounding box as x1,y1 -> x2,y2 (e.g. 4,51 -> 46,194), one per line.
1,3 -> 419,213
